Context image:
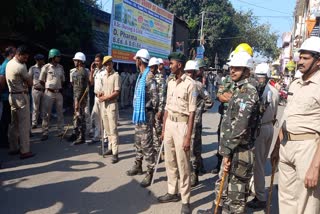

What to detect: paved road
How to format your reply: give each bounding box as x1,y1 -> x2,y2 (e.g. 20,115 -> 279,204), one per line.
0,102 -> 283,214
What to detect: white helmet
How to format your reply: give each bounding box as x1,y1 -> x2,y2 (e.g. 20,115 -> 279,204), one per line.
148,57 -> 159,67
294,70 -> 303,78
299,37 -> 320,54
133,49 -> 150,63
255,63 -> 271,78
228,52 -> 253,69
73,52 -> 86,62
184,60 -> 199,71
158,58 -> 164,64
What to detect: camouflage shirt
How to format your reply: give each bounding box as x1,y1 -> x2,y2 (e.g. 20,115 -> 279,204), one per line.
194,79 -> 213,123
70,67 -> 89,101
155,71 -> 167,113
142,71 -> 159,112
217,75 -> 234,108
220,78 -> 259,157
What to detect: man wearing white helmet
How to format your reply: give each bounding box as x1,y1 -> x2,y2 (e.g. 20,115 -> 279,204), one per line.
68,52 -> 89,145
149,57 -> 167,160
208,51 -> 259,214
157,58 -> 167,78
271,36 -> 320,214
247,63 -> 279,209
126,49 -> 159,188
184,60 -> 213,188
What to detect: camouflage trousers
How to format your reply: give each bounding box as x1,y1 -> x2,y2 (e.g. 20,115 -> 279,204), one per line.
190,122 -> 203,173
215,147 -> 254,214
73,98 -> 87,136
134,111 -> 155,171
153,115 -> 162,155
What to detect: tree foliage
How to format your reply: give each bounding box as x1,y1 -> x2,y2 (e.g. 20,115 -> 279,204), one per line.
152,0 -> 280,64
0,0 -> 93,54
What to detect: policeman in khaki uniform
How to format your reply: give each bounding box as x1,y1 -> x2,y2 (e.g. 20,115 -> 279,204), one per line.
6,45 -> 35,159
271,37 -> 320,214
98,56 -> 120,163
247,63 -> 279,209
29,54 -> 45,129
89,53 -> 107,143
39,49 -> 65,141
158,54 -> 197,214
69,52 -> 89,145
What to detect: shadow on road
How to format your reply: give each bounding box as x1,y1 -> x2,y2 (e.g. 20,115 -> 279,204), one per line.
0,176 -> 156,214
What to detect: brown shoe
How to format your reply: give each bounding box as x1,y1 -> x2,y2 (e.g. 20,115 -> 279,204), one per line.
20,152 -> 35,159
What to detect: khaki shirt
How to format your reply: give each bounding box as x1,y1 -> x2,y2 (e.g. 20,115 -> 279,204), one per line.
28,64 -> 43,89
39,63 -> 65,89
102,70 -> 121,107
285,70 -> 320,134
261,83 -> 279,124
5,57 -> 30,93
93,67 -> 106,94
165,73 -> 197,116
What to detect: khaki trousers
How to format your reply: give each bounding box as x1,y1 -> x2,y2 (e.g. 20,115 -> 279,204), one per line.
91,97 -> 107,140
102,103 -> 119,155
164,119 -> 191,204
8,94 -> 30,153
31,88 -> 44,126
279,138 -> 320,214
253,123 -> 274,201
42,90 -> 64,135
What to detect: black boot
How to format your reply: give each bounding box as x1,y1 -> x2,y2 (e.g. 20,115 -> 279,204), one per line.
73,133 -> 85,145
140,169 -> 153,187
68,133 -> 77,142
111,154 -> 119,164
126,161 -> 143,176
212,154 -> 222,174
191,172 -> 199,187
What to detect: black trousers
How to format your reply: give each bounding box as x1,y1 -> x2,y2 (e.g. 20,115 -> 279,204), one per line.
0,100 -> 11,147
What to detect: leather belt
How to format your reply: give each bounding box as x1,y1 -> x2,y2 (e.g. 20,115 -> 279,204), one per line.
10,91 -> 27,94
169,114 -> 188,122
34,88 -> 44,92
46,88 -> 61,93
287,132 -> 318,141
261,121 -> 273,126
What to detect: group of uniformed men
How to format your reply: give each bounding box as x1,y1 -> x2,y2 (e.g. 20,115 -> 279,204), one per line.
1,37 -> 320,214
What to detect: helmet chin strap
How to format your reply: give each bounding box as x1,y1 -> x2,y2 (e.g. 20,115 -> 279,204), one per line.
303,55 -> 319,77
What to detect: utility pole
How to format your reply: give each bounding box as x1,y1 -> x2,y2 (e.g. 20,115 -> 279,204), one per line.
200,11 -> 205,45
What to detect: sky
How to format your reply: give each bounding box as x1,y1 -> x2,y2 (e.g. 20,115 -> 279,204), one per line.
100,0 -> 296,47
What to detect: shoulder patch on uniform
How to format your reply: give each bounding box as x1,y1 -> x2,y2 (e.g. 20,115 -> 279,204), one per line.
239,101 -> 246,112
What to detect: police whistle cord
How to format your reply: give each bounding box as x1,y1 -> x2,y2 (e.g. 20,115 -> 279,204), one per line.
266,160 -> 277,214
214,171 -> 227,214
60,87 -> 89,142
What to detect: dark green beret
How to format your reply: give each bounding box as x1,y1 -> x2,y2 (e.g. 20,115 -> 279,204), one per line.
168,52 -> 187,63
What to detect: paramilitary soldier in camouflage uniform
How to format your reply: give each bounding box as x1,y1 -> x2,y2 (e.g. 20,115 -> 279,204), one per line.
69,52 -> 89,145
185,59 -> 213,187
213,74 -> 234,174
214,51 -> 259,214
148,57 -> 166,158
126,49 -> 159,188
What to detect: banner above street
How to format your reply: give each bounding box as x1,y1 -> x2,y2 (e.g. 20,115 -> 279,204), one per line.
109,0 -> 174,63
